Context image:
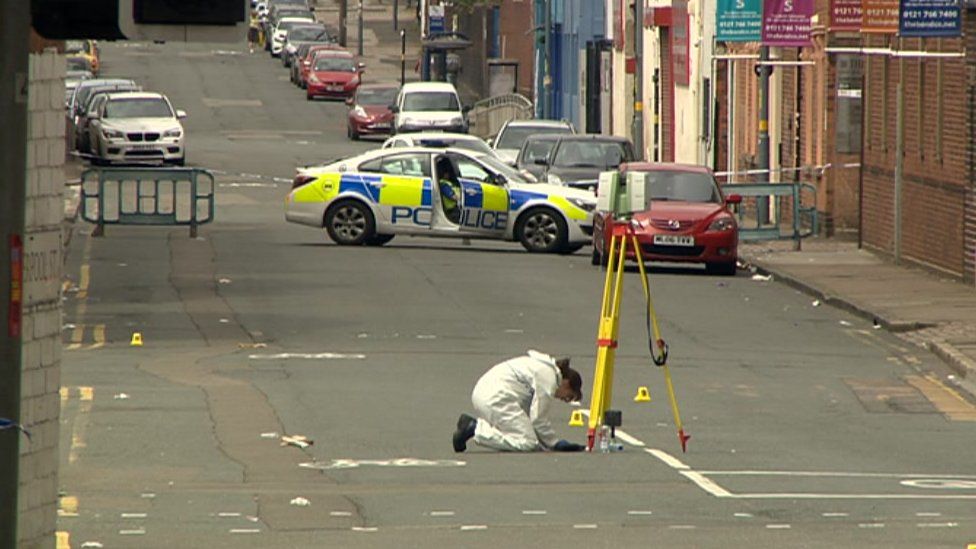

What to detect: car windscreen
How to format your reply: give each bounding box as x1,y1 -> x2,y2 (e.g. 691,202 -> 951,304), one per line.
277,20 -> 311,32
103,98 -> 173,119
75,83 -> 137,114
517,139 -> 557,164
402,92 -> 460,112
552,141 -> 628,169
289,26 -> 329,41
496,125 -> 572,150
314,56 -> 354,72
356,87 -> 398,106
65,40 -> 85,53
642,172 -> 722,204
477,154 -> 530,182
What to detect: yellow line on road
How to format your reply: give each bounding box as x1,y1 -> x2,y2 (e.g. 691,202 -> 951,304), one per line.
58,495 -> 79,517
89,325 -> 105,350
56,531 -> 70,549
66,325 -> 85,351
77,264 -> 89,300
69,387 -> 94,464
906,375 -> 976,421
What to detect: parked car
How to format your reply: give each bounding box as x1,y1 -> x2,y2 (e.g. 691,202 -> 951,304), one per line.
391,81 -> 469,134
87,92 -> 187,166
590,163 -> 741,276
305,50 -> 363,100
270,16 -> 315,56
68,78 -> 137,123
515,134 -> 562,181
538,135 -> 636,188
264,4 -> 312,49
286,147 -> 596,253
492,119 -> 576,165
65,68 -> 93,108
281,23 -> 331,67
291,43 -> 342,87
346,83 -> 399,139
382,132 -> 496,158
75,84 -> 144,153
65,39 -> 99,75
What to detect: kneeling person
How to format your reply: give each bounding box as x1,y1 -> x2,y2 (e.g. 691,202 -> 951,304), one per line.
453,350 -> 585,452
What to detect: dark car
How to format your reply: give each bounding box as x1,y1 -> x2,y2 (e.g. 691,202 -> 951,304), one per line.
281,23 -> 332,67
540,135 -> 636,188
347,84 -> 400,139
591,163 -> 741,275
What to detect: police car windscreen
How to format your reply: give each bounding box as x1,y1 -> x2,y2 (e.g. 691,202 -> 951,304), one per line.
403,92 -> 460,112
644,172 -> 721,205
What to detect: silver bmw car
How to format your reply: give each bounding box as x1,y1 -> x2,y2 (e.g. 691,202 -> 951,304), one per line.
87,91 -> 186,165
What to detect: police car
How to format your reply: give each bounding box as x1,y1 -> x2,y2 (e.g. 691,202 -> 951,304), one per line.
285,147 -> 597,253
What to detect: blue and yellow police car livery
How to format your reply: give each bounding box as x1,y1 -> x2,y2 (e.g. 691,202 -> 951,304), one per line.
286,147 -> 597,253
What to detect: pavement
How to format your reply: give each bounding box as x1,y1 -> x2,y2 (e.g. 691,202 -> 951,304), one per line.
740,238 -> 976,399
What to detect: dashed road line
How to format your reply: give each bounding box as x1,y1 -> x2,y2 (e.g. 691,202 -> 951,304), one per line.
229,529 -> 261,534
460,525 -> 487,531
572,524 -> 598,529
330,511 -> 353,517
56,531 -> 70,549
628,510 -> 653,516
915,512 -> 942,517
916,522 -> 958,528
822,512 -> 849,517
857,523 -> 885,528
667,525 -> 696,530
733,513 -> 753,518
766,524 -> 791,529
59,496 -> 79,517
429,511 -> 454,517
118,528 -> 146,535
522,510 -> 547,515
351,527 -> 378,532
121,513 -> 146,519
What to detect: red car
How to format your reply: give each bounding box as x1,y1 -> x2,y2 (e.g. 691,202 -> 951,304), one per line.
591,163 -> 742,276
296,43 -> 343,88
346,83 -> 399,140
305,51 -> 363,101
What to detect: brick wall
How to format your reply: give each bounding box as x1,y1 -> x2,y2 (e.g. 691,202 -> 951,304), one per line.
860,31 -> 970,277
498,1 -> 535,98
18,48 -> 64,549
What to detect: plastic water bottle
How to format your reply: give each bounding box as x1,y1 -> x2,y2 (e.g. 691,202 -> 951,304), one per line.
599,425 -> 610,453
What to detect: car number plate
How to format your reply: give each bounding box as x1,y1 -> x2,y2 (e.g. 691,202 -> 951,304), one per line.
327,85 -> 344,92
129,144 -> 156,150
653,234 -> 694,247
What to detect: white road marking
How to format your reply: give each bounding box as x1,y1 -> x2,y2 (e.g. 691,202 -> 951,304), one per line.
733,513 -> 753,518
429,511 -> 455,517
229,529 -> 261,534
614,430 -> 646,447
627,510 -> 653,516
915,512 -> 942,517
219,182 -> 279,188
732,493 -> 976,500
300,458 -> 466,470
572,524 -> 598,529
351,527 -> 378,532
330,511 -> 353,517
504,329 -> 524,334
680,471 -> 734,497
858,523 -> 885,528
522,510 -> 547,515
249,352 -> 366,360
118,529 -> 145,535
140,493 -> 155,499
644,448 -> 690,470
766,524 -> 791,529
699,470 -> 976,479
416,334 -> 437,339
822,512 -> 849,517
120,513 -> 146,518
460,525 -> 487,531
916,522 -> 958,528
217,512 -> 241,518
901,479 -> 976,489
667,525 -> 696,530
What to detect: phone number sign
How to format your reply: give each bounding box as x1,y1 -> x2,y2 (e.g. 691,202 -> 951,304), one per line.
899,0 -> 961,36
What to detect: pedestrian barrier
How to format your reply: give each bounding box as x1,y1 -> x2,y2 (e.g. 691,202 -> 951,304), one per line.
724,181 -> 818,246
467,93 -> 534,139
80,167 -> 215,237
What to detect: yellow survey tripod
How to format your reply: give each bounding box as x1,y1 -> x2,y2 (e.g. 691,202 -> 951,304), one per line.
585,217 -> 690,453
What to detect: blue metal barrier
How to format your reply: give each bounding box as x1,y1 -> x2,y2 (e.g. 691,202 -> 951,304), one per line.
724,181 -> 818,245
81,167 -> 215,237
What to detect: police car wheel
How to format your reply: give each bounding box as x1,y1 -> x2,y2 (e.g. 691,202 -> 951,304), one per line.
517,208 -> 566,253
325,200 -> 375,246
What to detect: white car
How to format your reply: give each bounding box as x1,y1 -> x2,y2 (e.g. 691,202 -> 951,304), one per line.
87,92 -> 187,165
491,119 -> 576,166
391,82 -> 469,134
286,147 -> 596,253
382,132 -> 496,158
271,16 -> 314,56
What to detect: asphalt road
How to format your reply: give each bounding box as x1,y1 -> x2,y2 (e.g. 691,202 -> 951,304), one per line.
57,40 -> 976,548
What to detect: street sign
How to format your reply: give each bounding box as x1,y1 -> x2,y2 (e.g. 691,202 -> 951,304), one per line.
762,0 -> 814,46
898,0 -> 961,36
717,0 -> 763,41
429,5 -> 445,33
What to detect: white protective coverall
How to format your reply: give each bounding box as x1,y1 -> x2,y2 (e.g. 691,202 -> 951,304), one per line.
471,350 -> 562,451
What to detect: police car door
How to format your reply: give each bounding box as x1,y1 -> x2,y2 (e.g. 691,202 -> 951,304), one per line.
358,151 -> 433,234
448,152 -> 509,238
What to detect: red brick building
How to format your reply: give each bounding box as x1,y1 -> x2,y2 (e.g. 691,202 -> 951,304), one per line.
859,22 -> 972,280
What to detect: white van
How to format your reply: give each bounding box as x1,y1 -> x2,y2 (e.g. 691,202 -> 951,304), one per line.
391,82 -> 469,134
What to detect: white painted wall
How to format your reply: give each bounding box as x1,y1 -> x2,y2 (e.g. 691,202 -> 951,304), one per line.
18,47 -> 64,548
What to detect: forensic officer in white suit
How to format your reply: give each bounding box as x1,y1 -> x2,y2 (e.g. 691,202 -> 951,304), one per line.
452,350 -> 586,452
